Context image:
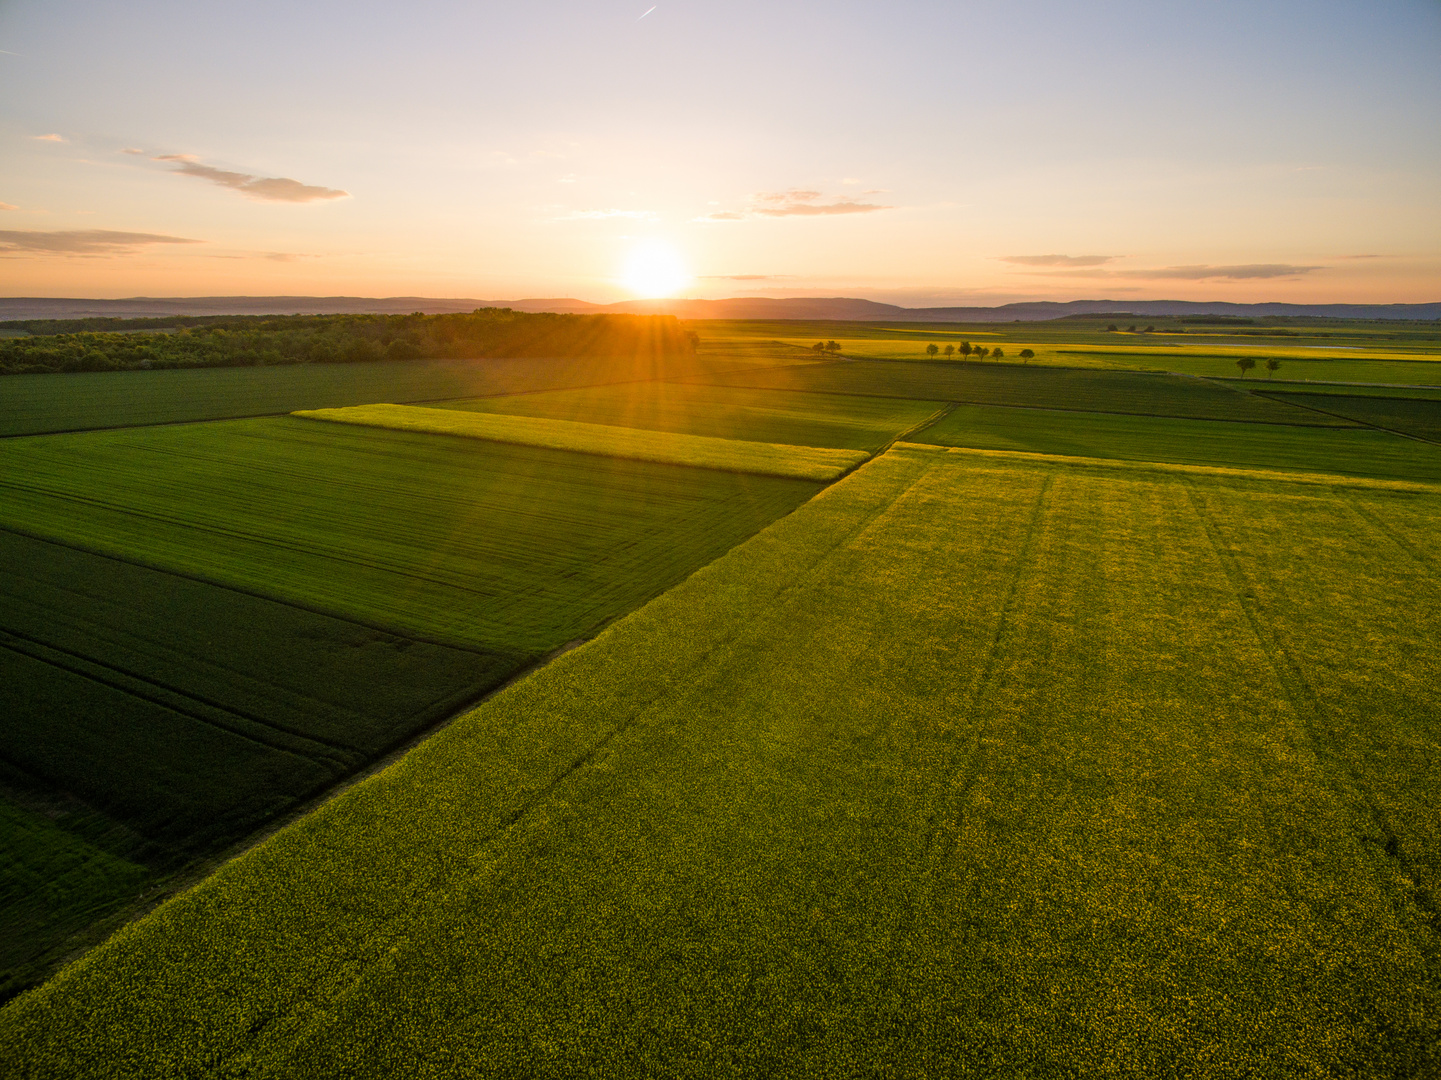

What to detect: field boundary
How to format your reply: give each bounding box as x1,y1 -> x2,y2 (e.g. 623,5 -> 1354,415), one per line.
893,441 -> 1441,493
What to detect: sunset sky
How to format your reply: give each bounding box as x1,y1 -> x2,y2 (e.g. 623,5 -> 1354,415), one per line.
2,0 -> 1438,305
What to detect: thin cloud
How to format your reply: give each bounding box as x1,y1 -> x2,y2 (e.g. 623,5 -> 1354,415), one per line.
755,189 -> 890,216
33,133 -> 66,142
1117,263 -> 1323,281
0,229 -> 202,255
703,188 -> 892,221
153,154 -> 348,203
1002,254 -> 1116,268
0,202 -> 16,211
119,147 -> 146,155
1020,262 -> 1324,281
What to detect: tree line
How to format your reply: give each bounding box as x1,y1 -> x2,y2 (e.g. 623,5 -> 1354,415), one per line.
924,342 -> 1035,362
0,309 -> 697,377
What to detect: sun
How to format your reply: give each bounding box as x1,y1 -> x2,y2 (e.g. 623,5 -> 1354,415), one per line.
619,240 -> 691,298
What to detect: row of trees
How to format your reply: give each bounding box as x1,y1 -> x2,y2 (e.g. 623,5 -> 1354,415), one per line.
1234,357 -> 1283,378
925,342 -> 1036,362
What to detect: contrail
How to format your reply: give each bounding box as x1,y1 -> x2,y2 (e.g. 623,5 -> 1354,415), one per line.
638,6 -> 656,18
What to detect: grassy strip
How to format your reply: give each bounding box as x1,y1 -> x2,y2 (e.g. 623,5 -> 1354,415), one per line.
909,401 -> 1441,483
431,380 -> 944,452
680,358 -> 1352,424
4,446 -> 1437,1076
0,419 -> 820,653
294,403 -> 870,480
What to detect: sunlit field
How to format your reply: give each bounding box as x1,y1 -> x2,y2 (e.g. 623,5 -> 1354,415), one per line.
6,445 -> 1437,1077
2,313 -> 1439,1076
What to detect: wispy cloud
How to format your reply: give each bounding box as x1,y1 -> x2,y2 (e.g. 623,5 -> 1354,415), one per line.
752,189 -> 889,217
153,154 -> 349,203
1017,261 -> 1324,281
33,133 -> 66,143
1001,254 -> 1116,268
0,229 -> 202,255
119,147 -> 146,155
0,202 -> 16,212
698,189 -> 891,222
1117,263 -> 1323,281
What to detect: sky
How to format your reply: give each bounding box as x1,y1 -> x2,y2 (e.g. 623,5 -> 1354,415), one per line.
1,0 -> 1439,305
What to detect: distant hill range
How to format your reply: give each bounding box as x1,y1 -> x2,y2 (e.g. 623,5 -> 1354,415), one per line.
2,295 -> 1438,323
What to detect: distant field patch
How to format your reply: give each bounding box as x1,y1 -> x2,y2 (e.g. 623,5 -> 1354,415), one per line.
9,446 -> 1436,1076
684,359 -> 1348,424
295,403 -> 870,480
0,419 -> 820,652
911,402 -> 1441,483
432,380 -> 943,451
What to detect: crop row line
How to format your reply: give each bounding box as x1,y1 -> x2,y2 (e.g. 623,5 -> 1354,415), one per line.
0,633 -> 349,776
0,620 -> 363,761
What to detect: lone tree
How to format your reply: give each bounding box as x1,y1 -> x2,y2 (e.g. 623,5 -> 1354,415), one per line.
992,347 -> 1005,359
926,343 -> 940,357
1236,357 -> 1257,378
1019,348 -> 1035,362
826,340 -> 841,354
1266,358 -> 1282,378
943,344 -> 955,358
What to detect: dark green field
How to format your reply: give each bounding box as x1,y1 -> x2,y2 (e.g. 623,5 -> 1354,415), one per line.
684,359 -> 1352,424
0,352 -> 799,438
0,528 -> 523,997
1251,392 -> 1441,442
